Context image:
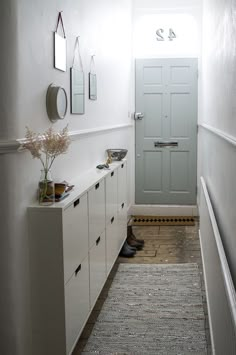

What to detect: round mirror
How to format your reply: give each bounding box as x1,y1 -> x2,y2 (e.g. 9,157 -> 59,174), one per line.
46,84 -> 68,122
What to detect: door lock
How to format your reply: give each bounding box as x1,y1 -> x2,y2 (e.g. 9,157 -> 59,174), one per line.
134,112 -> 144,120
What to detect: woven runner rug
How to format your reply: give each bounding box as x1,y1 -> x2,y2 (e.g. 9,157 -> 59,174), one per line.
82,263 -> 207,355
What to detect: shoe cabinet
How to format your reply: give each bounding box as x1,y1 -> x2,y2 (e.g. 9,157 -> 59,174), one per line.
118,163 -> 127,250
105,169 -> 118,275
28,160 -> 127,355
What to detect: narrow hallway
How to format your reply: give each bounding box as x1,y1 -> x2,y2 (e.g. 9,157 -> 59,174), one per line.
73,221 -> 211,354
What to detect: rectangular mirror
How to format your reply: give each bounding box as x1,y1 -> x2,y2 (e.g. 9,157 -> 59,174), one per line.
89,73 -> 97,100
70,68 -> 85,114
54,32 -> 67,72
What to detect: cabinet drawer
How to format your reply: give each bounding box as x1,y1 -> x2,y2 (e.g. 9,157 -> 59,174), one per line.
118,203 -> 127,252
63,193 -> 88,284
89,231 -> 106,308
106,215 -> 118,276
118,162 -> 127,207
65,256 -> 90,355
88,179 -> 105,248
105,170 -> 118,225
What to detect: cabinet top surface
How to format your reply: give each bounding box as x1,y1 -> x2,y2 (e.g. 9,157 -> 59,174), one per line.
28,160 -> 126,211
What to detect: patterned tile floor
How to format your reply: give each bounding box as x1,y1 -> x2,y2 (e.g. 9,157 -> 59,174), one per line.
73,222 -> 212,354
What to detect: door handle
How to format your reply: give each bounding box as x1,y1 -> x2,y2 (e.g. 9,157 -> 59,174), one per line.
134,112 -> 144,120
154,141 -> 178,147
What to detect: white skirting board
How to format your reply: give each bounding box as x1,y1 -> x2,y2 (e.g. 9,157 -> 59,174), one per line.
128,204 -> 198,216
199,177 -> 236,354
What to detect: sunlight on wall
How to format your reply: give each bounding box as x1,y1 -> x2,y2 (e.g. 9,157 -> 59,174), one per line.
133,13 -> 200,58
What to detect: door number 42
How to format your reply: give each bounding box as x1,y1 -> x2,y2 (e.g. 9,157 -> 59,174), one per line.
156,28 -> 176,41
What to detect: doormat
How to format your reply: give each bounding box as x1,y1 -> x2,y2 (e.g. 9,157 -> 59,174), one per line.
130,216 -> 195,226
81,263 -> 206,354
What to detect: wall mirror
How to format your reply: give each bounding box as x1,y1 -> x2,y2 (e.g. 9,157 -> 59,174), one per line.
89,73 -> 97,100
70,37 -> 85,114
89,55 -> 97,100
70,69 -> 85,114
54,12 -> 67,72
46,84 -> 68,122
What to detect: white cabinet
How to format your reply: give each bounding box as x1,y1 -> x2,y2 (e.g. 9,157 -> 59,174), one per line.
105,168 -> 118,276
118,202 -> 127,250
63,193 -> 88,284
65,256 -> 90,353
88,180 -> 105,248
105,170 -> 118,225
106,214 -> 118,275
89,179 -> 106,308
28,209 -> 69,355
118,162 -> 127,208
117,162 -> 127,251
89,230 -> 106,308
105,161 -> 127,275
28,160 -> 127,355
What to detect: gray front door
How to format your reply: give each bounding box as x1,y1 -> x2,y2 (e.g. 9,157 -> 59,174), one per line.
135,58 -> 198,204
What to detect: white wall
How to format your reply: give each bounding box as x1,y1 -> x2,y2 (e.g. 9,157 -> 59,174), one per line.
133,0 -> 202,58
0,1 -> 134,354
198,0 -> 236,284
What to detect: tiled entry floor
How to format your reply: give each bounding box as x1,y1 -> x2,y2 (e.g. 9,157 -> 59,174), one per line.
73,223 -> 212,354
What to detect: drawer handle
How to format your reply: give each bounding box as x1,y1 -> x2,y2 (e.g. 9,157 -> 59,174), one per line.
75,264 -> 81,276
122,202 -> 124,209
96,236 -> 101,245
111,216 -> 114,224
111,171 -> 114,177
95,182 -> 100,190
121,164 -> 124,168
73,198 -> 80,207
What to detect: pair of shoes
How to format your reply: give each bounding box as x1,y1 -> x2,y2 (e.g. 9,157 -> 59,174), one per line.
119,241 -> 136,257
127,225 -> 145,245
126,235 -> 143,250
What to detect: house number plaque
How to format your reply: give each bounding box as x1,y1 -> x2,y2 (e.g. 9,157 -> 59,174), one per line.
156,28 -> 176,41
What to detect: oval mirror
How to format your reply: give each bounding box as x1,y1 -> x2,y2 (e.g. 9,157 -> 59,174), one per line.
46,84 -> 68,122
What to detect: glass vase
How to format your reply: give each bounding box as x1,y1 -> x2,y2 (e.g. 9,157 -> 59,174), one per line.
38,169 -> 55,205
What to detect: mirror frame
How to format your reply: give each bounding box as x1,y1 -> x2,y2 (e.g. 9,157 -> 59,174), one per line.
46,84 -> 68,122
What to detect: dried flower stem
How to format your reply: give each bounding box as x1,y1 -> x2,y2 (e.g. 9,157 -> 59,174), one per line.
21,125 -> 71,173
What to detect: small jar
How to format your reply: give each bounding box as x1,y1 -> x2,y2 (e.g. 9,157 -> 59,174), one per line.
38,169 -> 55,205
106,152 -> 112,164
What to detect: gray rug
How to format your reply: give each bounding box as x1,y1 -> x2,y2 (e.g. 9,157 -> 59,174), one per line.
82,263 -> 207,354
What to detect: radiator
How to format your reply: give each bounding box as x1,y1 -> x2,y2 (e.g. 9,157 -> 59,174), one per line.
199,177 -> 236,354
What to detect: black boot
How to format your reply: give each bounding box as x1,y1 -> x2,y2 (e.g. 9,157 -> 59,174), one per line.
127,225 -> 144,245
119,241 -> 136,257
127,235 -> 143,250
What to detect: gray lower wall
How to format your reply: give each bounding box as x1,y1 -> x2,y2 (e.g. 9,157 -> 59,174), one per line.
199,177 -> 236,354
198,127 -> 236,286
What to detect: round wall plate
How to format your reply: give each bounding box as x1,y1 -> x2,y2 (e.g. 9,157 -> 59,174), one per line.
46,84 -> 68,122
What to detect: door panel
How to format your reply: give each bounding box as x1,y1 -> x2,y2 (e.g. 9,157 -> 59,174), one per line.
170,66 -> 190,84
143,66 -> 163,84
170,151 -> 189,192
135,58 -> 197,205
143,151 -> 163,192
170,93 -> 190,137
144,94 -> 163,137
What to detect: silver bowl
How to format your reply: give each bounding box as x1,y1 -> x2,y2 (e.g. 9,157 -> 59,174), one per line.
107,149 -> 128,161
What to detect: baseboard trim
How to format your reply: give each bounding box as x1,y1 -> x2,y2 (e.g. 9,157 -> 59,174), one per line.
128,204 -> 198,216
